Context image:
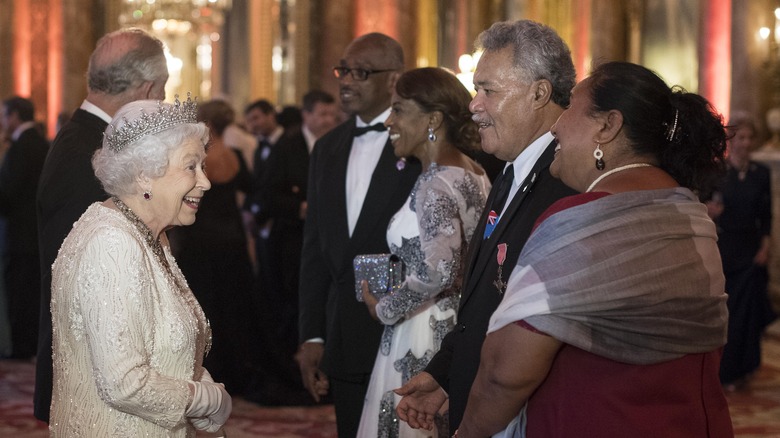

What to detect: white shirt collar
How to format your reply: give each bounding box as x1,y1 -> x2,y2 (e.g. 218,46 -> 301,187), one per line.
356,107 -> 391,127
11,121 -> 36,141
302,125 -> 317,153
495,131 -> 554,217
507,131 -> 554,188
80,100 -> 112,124
262,125 -> 285,145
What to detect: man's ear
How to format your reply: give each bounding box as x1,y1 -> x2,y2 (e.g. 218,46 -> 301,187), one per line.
531,80 -> 553,109
138,81 -> 156,99
387,71 -> 402,93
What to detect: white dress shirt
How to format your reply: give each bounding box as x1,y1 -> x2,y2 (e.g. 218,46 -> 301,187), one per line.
345,108 -> 391,236
499,131 -> 554,218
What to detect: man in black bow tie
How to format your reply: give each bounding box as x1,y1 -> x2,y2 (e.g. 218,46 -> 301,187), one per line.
297,32 -> 420,437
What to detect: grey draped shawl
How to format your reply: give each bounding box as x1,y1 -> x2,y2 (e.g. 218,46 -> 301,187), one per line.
488,188 -> 728,365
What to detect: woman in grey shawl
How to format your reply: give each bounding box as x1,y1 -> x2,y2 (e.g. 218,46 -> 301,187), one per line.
455,62 -> 733,438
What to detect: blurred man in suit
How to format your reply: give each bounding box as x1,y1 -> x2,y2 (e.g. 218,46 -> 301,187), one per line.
243,99 -> 283,288
297,33 -> 421,437
34,28 -> 168,423
0,96 -> 49,360
254,90 -> 338,405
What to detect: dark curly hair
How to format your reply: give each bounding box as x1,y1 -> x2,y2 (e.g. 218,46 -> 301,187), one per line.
587,61 -> 726,194
394,67 -> 480,155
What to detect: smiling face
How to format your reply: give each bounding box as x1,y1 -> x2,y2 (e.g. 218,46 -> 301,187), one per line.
146,137 -> 211,233
549,77 -> 605,192
385,91 -> 430,159
337,40 -> 398,122
469,47 -> 538,162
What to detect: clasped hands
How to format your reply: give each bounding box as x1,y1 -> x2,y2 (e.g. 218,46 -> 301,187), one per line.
186,369 -> 232,434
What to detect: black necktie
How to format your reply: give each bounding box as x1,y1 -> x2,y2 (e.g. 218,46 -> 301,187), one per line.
353,123 -> 387,136
491,164 -> 515,214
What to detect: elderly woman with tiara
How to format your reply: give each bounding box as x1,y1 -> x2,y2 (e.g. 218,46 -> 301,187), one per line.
49,96 -> 232,437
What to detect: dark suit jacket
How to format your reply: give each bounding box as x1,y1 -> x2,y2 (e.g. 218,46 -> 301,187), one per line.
425,140 -> 576,432
34,109 -> 109,422
247,133 -> 282,226
0,127 -> 49,255
263,128 -> 310,242
298,118 -> 420,379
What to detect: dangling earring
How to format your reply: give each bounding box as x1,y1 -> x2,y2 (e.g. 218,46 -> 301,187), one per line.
143,191 -> 153,201
593,143 -> 605,170
427,127 -> 437,142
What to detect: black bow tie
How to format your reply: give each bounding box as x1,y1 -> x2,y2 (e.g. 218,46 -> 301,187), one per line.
353,123 -> 387,137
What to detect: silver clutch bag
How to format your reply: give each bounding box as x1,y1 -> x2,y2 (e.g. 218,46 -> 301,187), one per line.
354,253 -> 405,301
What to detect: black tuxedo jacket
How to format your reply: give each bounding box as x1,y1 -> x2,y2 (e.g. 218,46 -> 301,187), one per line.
298,118 -> 420,378
263,128 -> 310,239
0,127 -> 49,255
425,140 -> 576,431
34,109 -> 109,422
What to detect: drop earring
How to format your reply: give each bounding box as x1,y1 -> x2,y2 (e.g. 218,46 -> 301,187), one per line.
427,127 -> 437,142
593,143 -> 605,170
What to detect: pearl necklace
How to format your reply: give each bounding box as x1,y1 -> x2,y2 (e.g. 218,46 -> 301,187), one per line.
586,163 -> 653,193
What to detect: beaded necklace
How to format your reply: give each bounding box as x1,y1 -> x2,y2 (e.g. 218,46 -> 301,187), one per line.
111,196 -> 212,356
112,196 -> 172,275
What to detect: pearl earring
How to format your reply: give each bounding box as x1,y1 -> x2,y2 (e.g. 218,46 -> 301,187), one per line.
593,143 -> 605,170
427,127 -> 437,142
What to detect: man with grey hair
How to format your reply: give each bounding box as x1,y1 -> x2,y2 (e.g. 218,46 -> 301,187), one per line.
34,27 -> 168,423
395,20 -> 577,434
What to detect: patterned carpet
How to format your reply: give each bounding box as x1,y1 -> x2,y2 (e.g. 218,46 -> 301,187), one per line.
0,361 -> 336,438
1,321 -> 779,437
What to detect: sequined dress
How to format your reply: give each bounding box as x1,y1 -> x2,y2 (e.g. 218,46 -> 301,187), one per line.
358,163 -> 490,437
49,203 -> 211,437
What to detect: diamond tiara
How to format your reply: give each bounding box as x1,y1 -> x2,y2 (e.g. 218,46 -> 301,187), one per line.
104,93 -> 199,152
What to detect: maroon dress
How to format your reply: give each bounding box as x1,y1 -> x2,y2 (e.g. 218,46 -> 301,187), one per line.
519,192 -> 733,438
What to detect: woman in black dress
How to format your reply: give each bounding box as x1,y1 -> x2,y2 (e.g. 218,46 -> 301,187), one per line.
708,112 -> 776,390
169,99 -> 259,395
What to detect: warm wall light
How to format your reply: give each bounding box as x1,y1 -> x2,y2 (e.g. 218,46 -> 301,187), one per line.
456,51 -> 481,96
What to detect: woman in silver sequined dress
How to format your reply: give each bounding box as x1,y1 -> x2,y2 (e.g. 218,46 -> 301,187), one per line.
49,98 -> 232,437
357,68 -> 491,437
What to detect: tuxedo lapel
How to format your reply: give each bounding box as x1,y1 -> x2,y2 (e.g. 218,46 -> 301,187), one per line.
461,170 -> 504,280
320,124 -> 354,268
460,140 -> 558,306
346,140 -> 404,261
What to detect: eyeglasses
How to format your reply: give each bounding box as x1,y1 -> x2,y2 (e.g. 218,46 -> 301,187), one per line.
332,66 -> 395,81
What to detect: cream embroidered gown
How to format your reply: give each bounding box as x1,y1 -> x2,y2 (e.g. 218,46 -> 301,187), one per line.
358,164 -> 490,437
49,203 -> 211,437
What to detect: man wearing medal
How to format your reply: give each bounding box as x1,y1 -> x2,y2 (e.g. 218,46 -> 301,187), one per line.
394,20 -> 577,434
